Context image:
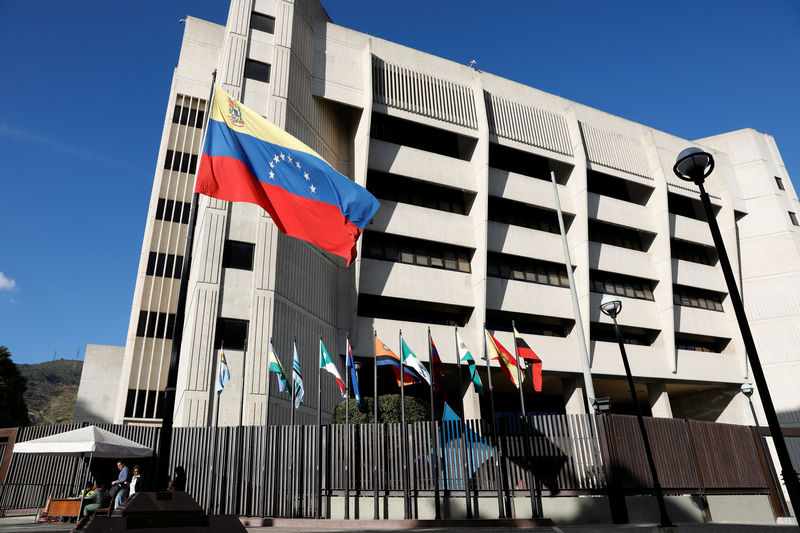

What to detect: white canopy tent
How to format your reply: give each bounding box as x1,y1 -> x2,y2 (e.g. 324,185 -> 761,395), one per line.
12,426 -> 153,458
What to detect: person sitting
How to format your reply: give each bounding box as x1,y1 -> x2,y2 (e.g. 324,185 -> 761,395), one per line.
109,460 -> 130,510
79,481 -> 95,500
168,466 -> 186,492
82,484 -> 108,518
127,465 -> 143,500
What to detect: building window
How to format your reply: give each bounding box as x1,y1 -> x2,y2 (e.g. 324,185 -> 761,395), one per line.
675,333 -> 728,354
775,176 -> 785,191
367,170 -> 472,215
672,285 -> 724,311
155,198 -> 192,224
370,112 -> 476,161
146,252 -> 183,279
164,150 -> 198,174
487,253 -> 569,288
588,171 -> 653,206
671,238 -> 717,266
790,212 -> 799,226
215,318 -> 249,350
250,12 -> 275,33
136,311 -> 176,339
362,231 -> 472,273
124,389 -> 164,419
589,219 -> 652,251
357,294 -> 472,327
172,104 -> 204,128
590,322 -> 658,346
223,240 -> 255,271
488,142 -> 553,182
590,270 -> 655,301
485,309 -> 572,337
244,59 -> 271,83
489,196 -> 568,234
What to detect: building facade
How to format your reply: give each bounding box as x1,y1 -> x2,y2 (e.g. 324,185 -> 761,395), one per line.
76,0 -> 800,456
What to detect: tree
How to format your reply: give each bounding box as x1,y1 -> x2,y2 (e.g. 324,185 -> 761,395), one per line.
0,346 -> 29,427
332,393 -> 429,424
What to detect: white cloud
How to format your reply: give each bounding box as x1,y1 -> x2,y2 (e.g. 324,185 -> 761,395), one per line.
0,272 -> 17,291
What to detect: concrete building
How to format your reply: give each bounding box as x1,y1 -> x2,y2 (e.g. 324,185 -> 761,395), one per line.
76,0 -> 800,453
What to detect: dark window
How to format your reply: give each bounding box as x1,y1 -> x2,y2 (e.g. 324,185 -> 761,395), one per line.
146,252 -> 183,278
488,143 -> 553,182
215,318 -> 249,350
590,322 -> 659,346
485,309 -> 573,337
488,196 -> 571,234
244,59 -> 271,83
362,231 -> 472,273
590,270 -> 655,301
172,104 -> 204,128
671,239 -> 717,266
223,240 -> 255,271
250,12 -> 275,33
589,219 -> 653,251
675,333 -> 729,354
124,389 -> 165,419
487,253 -> 569,288
156,198 -> 192,224
367,170 -> 472,214
136,311 -> 176,339
776,176 -> 785,191
673,285 -> 725,312
587,171 -> 653,206
164,150 -> 198,174
370,112 -> 476,161
790,212 -> 799,226
668,192 -> 721,221
357,294 -> 472,327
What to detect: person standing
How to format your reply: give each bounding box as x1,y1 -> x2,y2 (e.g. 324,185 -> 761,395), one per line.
128,465 -> 142,500
110,460 -> 130,509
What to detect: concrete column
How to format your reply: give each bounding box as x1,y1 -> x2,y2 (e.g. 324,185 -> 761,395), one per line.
563,377 -> 587,415
462,380 -> 482,421
647,382 -> 673,418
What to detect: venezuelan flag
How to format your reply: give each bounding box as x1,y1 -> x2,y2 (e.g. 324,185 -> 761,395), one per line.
195,87 -> 380,264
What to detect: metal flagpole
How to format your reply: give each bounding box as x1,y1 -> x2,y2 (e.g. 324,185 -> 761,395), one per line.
315,336 -> 323,519
484,326 -> 506,518
454,327 -> 473,518
288,338 -> 297,518
209,362 -> 222,515
236,337 -> 248,515
427,328 -> 441,519
344,334 -> 351,520
262,337 -> 274,518
399,329 -> 410,519
372,330 -> 379,519
512,321 -> 539,517
551,170 -> 595,413
156,68 -> 217,489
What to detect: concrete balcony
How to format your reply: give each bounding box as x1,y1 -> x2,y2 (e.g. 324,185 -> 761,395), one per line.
590,341 -> 671,380
672,258 -> 726,293
588,193 -> 656,234
673,305 -> 731,338
359,258 -> 473,307
669,213 -> 714,247
488,167 -> 574,214
486,277 -> 573,319
368,139 -> 477,192
487,222 -> 565,264
370,201 -> 474,249
589,242 -> 654,281
589,292 -> 660,331
675,349 -> 742,383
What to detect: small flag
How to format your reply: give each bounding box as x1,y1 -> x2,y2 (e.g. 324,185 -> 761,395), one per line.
401,338 -> 431,385
430,336 -> 447,400
268,343 -> 289,393
456,332 -> 483,395
320,339 -> 346,398
292,342 -> 304,409
375,337 -> 419,386
486,330 -> 523,388
514,326 -> 542,392
215,351 -> 230,396
195,87 -> 380,265
347,338 -> 361,405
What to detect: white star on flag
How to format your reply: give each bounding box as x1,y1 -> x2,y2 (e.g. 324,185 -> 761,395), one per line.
304,172 -> 310,180
288,155 -> 293,163
296,161 -> 301,169
310,185 -> 317,194
269,171 -> 275,179
280,153 -> 285,160
273,155 -> 279,163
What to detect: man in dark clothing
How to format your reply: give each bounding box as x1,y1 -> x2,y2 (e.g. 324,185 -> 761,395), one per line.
82,484 -> 108,518
109,460 -> 130,509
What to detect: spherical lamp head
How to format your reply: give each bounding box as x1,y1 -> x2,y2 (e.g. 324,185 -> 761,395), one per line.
740,383 -> 754,398
674,147 -> 714,185
599,294 -> 622,319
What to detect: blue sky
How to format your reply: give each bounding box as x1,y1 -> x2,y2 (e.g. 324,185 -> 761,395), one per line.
1,1 -> 798,365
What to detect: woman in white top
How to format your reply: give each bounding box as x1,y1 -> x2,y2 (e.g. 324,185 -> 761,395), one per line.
128,465 -> 142,499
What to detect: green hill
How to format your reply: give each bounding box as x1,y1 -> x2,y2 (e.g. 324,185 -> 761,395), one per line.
18,359 -> 83,426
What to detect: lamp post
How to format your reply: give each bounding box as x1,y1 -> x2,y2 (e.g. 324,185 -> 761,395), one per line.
741,383 -> 789,516
674,148 -> 800,516
600,294 -> 673,527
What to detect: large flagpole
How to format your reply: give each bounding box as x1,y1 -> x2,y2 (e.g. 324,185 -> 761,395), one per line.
236,337 -> 248,515
288,338 -> 297,518
344,334 -> 351,520
427,327 -> 441,519
512,321 -> 539,518
399,330 -> 410,519
262,337 -> 274,518
484,326 -> 506,518
208,346 -> 222,515
551,170 -> 595,412
372,330 -> 379,519
315,336 -> 323,519
454,327 -> 472,518
156,68 -> 217,488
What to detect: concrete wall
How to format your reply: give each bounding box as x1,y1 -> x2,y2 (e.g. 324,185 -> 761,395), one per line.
74,344 -> 125,424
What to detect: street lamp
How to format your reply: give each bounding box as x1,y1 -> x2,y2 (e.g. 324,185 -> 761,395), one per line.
600,294 -> 673,527
741,384 -> 789,516
674,148 -> 800,516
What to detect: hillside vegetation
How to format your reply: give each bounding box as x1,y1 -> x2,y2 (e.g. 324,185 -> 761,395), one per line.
18,359 -> 82,426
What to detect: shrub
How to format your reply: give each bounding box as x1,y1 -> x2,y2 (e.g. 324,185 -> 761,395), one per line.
332,393 -> 429,424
